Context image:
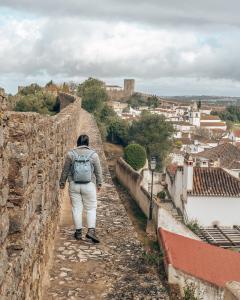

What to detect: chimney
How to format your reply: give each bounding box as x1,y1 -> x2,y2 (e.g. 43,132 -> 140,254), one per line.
183,153 -> 193,194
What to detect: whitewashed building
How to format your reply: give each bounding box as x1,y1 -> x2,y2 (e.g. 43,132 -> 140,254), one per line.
166,153 -> 240,226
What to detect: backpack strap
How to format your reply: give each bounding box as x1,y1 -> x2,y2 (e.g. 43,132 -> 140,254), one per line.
71,149 -> 95,162
86,150 -> 95,161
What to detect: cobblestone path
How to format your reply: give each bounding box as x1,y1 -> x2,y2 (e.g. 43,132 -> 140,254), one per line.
44,110 -> 169,300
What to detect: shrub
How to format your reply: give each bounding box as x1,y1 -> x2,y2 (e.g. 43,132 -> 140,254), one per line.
186,220 -> 201,234
183,281 -> 204,300
124,144 -> 146,170
15,91 -> 58,115
158,191 -> 166,200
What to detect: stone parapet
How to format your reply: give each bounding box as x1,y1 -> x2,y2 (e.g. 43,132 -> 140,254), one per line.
0,88 -> 7,112
0,94 -> 82,299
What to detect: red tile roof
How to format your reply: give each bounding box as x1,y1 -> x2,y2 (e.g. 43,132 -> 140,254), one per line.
191,167 -> 240,196
159,228 -> 240,288
195,143 -> 240,170
200,122 -> 226,127
201,115 -> 220,121
233,129 -> 240,138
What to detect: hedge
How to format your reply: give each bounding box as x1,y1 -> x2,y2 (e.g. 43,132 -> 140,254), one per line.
124,143 -> 147,171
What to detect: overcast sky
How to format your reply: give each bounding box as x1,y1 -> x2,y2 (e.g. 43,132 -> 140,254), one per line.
1,0 -> 240,96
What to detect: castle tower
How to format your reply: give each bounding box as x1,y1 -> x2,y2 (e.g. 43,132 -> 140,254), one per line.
124,79 -> 135,97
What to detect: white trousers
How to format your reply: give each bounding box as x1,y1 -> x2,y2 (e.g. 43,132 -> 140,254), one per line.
69,181 -> 97,229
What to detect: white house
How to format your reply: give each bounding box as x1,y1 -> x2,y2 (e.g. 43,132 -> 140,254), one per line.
172,122 -> 195,133
105,85 -> 123,91
166,153 -> 240,226
200,115 -> 227,131
229,129 -> 240,143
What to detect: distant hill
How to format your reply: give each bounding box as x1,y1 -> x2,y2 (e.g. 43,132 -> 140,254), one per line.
160,95 -> 240,106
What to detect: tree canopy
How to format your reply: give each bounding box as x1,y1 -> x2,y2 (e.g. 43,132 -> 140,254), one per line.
129,112 -> 174,169
77,78 -> 108,113
211,105 -> 240,123
15,91 -> 59,115
124,144 -> 146,171
127,93 -> 146,108
147,96 -> 160,108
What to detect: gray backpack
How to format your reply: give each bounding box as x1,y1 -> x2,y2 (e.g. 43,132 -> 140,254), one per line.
71,149 -> 95,183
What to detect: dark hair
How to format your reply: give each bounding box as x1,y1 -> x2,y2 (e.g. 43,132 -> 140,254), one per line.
77,134 -> 89,146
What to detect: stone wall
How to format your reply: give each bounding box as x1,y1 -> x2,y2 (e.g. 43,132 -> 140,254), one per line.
0,88 -> 7,112
115,158 -> 199,240
58,92 -> 76,110
0,94 -> 82,299
116,158 -> 155,221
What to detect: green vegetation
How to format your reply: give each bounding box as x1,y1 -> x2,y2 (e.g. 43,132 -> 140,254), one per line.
147,95 -> 160,108
124,144 -> 147,170
129,112 -> 174,169
78,78 -> 174,167
126,93 -> 160,109
15,83 -> 59,115
18,83 -> 42,96
77,78 -> 108,113
212,105 -> 240,123
174,140 -> 182,149
143,248 -> 164,268
78,78 -> 129,146
158,191 -> 166,200
183,281 -> 203,300
127,93 -> 146,108
186,220 -> 201,234
107,118 -> 129,145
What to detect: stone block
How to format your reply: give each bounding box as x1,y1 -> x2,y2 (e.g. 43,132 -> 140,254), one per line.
0,246 -> 8,287
0,184 -> 8,206
0,208 -> 9,244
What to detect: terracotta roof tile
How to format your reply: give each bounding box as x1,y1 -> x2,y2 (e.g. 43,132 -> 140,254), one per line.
191,167 -> 240,196
195,143 -> 240,169
201,115 -> 220,121
159,228 -> 240,288
233,129 -> 240,138
200,122 -> 226,127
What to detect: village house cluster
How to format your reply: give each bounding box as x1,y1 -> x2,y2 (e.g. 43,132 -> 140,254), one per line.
110,88 -> 240,299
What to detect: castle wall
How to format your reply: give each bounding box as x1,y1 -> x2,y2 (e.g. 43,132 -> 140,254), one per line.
0,94 -> 82,299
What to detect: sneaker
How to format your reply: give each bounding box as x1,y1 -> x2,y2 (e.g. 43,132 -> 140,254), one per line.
86,228 -> 100,243
74,229 -> 82,240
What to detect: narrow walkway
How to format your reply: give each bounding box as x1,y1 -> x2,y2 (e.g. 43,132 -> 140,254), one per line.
44,110 -> 169,300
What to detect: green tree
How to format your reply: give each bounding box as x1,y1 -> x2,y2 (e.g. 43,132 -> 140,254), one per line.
148,96 -> 160,108
15,91 -> 58,115
197,100 -> 202,110
106,117 -> 129,146
19,83 -> 42,96
98,104 -> 116,123
127,93 -> 146,108
77,78 -> 107,113
175,140 -> 183,149
124,144 -> 147,170
129,112 -> 174,169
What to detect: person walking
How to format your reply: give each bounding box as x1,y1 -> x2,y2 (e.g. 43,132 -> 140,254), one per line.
59,134 -> 103,243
